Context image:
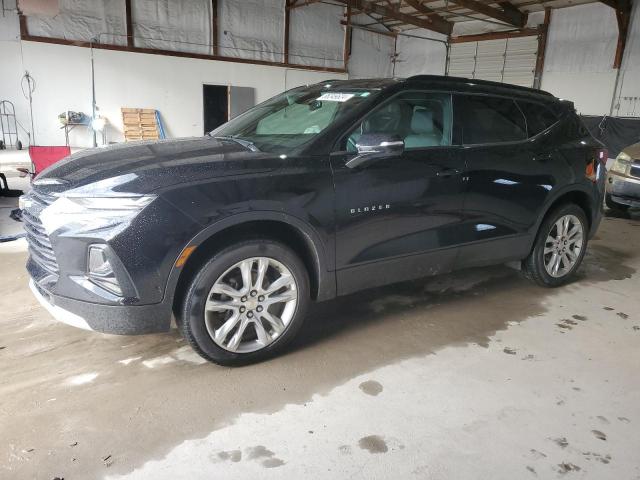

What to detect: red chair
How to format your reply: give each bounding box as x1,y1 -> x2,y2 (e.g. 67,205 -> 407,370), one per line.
28,146 -> 71,177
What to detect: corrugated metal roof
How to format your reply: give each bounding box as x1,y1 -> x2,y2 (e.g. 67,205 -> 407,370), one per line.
352,0 -> 601,33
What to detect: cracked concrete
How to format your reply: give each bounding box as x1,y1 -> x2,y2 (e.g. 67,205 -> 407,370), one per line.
0,210 -> 639,479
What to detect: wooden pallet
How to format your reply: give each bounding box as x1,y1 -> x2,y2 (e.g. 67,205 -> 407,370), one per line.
121,108 -> 159,141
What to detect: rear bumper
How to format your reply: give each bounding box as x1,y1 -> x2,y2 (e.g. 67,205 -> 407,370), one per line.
607,171 -> 640,207
30,279 -> 172,335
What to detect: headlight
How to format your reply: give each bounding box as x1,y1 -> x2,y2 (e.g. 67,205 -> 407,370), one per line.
57,195 -> 156,211
610,152 -> 632,175
40,195 -> 156,235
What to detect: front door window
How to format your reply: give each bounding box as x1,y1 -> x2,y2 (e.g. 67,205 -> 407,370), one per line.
346,92 -> 453,152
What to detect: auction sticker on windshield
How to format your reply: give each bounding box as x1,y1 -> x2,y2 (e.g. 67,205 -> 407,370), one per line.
317,92 -> 355,102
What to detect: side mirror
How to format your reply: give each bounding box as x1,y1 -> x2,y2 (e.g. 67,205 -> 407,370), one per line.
346,134 -> 404,169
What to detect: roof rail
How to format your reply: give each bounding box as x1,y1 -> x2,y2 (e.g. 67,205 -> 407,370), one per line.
407,75 -> 554,96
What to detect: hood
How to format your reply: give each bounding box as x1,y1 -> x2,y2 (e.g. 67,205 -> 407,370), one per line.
35,137 -> 281,196
622,141 -> 640,160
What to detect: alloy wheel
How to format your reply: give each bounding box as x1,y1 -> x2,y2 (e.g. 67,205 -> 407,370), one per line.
204,257 -> 298,353
543,214 -> 584,278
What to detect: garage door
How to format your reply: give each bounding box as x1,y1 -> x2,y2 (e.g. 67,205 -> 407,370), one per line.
447,36 -> 539,88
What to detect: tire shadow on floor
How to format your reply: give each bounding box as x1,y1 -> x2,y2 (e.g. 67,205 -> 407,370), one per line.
289,240 -> 637,360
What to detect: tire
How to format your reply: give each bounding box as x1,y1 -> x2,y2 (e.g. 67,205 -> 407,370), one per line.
605,193 -> 629,211
177,239 -> 310,366
16,140 -> 23,151
522,203 -> 589,287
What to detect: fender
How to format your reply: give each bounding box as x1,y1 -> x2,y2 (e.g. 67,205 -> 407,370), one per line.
163,210 -> 337,305
525,182 -> 599,252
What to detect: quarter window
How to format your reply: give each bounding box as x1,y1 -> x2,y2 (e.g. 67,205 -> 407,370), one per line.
458,95 -> 527,145
517,101 -> 559,137
346,92 -> 453,152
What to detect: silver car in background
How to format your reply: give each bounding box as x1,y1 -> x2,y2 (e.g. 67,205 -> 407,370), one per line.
606,142 -> 640,211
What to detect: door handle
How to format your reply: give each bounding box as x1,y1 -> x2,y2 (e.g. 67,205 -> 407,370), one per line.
436,168 -> 462,177
533,153 -> 553,162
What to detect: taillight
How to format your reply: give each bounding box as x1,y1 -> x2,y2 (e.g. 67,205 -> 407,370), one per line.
586,148 -> 607,182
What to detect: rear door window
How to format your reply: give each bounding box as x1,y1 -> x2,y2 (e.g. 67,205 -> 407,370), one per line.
517,101 -> 559,137
457,95 -> 527,145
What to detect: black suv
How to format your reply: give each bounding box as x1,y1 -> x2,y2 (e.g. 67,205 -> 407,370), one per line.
23,76 -> 605,365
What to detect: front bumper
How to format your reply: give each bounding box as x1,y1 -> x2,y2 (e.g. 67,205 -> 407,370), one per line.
22,188 -> 202,335
607,171 -> 640,207
30,279 -> 172,334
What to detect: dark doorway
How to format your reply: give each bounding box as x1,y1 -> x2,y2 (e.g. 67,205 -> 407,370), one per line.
203,85 -> 228,134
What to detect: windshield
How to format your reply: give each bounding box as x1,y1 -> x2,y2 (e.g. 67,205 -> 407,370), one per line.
211,85 -> 378,153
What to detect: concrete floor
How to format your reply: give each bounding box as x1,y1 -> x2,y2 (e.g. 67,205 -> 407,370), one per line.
1,207 -> 639,479
1,150 -> 30,240
0,173 -> 29,241
0,149 -> 31,170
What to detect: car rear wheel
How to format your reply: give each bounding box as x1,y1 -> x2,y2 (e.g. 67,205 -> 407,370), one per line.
178,239 -> 310,365
605,193 -> 629,211
522,204 -> 588,287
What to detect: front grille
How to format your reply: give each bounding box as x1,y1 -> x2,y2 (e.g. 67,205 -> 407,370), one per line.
630,161 -> 640,179
23,190 -> 59,274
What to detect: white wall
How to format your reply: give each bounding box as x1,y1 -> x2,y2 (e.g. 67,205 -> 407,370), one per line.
289,2 -> 345,69
133,0 -> 211,54
218,0 -> 284,62
25,0 -> 127,46
612,0 -> 640,117
0,5 -> 32,146
23,0 -> 347,68
395,28 -> 448,77
4,0 -> 639,149
0,3 -> 347,148
540,3 -> 619,115
2,40 -> 346,147
347,17 -> 395,79
449,3 -> 640,117
541,70 -> 618,115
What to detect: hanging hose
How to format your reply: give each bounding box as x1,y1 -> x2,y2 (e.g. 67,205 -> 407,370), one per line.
597,115 -> 608,138
21,71 -> 36,146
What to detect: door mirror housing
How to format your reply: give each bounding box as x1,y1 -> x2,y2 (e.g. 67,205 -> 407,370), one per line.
346,134 -> 404,169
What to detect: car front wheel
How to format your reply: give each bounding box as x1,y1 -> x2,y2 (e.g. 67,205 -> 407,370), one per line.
522,204 -> 588,287
178,239 -> 310,365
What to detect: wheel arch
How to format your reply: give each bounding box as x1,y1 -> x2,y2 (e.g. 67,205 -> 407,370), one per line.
541,188 -> 594,227
527,185 -> 596,253
166,212 -> 336,315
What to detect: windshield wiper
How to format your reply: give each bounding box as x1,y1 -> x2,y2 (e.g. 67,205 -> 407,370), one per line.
212,135 -> 260,152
